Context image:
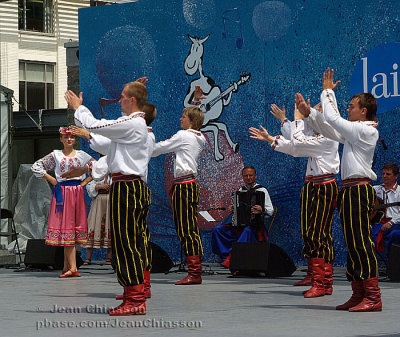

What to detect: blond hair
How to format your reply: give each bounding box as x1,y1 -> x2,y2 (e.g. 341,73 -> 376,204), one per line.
183,107 -> 204,130
123,82 -> 147,109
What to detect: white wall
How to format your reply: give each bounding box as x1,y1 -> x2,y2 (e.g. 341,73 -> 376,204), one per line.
0,0 -> 90,110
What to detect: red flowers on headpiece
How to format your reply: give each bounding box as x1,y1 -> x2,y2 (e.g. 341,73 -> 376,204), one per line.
59,127 -> 73,135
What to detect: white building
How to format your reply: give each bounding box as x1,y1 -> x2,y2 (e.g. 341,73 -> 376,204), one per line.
0,0 -> 91,111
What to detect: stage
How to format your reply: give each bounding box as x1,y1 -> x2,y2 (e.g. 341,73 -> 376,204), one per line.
1,264 -> 399,337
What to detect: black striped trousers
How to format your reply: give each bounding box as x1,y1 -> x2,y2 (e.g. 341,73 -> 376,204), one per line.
141,184 -> 152,271
109,180 -> 151,287
337,184 -> 378,281
301,181 -> 338,263
300,181 -> 313,253
171,182 -> 203,258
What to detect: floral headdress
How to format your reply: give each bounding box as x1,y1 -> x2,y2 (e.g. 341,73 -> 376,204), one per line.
59,127 -> 73,135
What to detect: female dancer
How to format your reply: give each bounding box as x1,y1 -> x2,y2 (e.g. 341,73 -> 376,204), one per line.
31,127 -> 93,277
84,176 -> 112,265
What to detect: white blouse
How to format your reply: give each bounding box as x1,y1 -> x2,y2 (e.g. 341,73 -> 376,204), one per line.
272,119 -> 340,177
75,105 -> 149,179
314,89 -> 379,180
31,150 -> 93,182
86,175 -> 112,199
152,129 -> 206,178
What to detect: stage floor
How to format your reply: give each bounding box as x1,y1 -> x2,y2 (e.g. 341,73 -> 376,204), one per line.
1,264 -> 399,337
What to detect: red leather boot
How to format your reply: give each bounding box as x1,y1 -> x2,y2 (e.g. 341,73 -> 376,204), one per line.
336,280 -> 364,310
144,269 -> 151,298
304,258 -> 326,298
109,284 -> 146,316
175,255 -> 202,285
221,253 -> 231,269
324,263 -> 334,295
115,291 -> 124,300
116,270 -> 151,300
294,258 -> 312,286
349,277 -> 382,312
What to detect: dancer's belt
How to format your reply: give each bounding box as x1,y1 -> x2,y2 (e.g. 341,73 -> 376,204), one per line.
111,173 -> 141,183
312,174 -> 336,185
53,180 -> 81,213
342,178 -> 370,187
97,189 -> 109,194
173,174 -> 196,184
169,174 -> 196,197
304,175 -> 313,183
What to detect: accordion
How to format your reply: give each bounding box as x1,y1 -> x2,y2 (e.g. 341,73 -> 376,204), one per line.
232,190 -> 265,228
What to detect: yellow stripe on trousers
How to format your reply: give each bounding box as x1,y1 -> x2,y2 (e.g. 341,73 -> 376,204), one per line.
109,180 -> 149,286
337,183 -> 378,281
171,182 -> 203,258
302,181 -> 338,263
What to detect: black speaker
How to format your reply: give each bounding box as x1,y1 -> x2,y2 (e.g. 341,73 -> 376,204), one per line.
388,243 -> 400,281
24,239 -> 83,270
110,241 -> 174,273
230,242 -> 296,277
149,242 -> 174,273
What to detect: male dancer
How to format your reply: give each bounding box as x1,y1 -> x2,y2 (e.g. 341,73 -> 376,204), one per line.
70,100 -> 157,299
296,68 -> 382,312
63,81 -> 150,316
250,103 -> 339,298
152,92 -> 205,285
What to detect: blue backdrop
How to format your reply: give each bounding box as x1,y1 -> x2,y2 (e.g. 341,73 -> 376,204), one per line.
78,0 -> 400,265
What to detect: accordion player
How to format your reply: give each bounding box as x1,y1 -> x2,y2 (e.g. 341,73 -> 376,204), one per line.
232,190 -> 266,228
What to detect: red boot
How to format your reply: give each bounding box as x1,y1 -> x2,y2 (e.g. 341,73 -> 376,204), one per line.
116,270 -> 151,300
336,280 -> 364,310
144,269 -> 151,298
304,258 -> 326,298
115,292 -> 124,300
175,255 -> 202,285
294,258 -> 312,286
109,284 -> 146,316
324,263 -> 334,295
221,253 -> 231,269
349,277 -> 382,312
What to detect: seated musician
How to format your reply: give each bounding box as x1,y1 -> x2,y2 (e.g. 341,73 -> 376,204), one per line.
211,166 -> 274,268
372,163 -> 400,254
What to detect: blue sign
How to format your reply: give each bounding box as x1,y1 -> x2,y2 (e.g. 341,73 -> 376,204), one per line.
350,42 -> 400,114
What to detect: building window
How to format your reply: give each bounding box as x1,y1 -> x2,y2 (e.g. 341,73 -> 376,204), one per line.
18,0 -> 54,34
19,61 -> 55,111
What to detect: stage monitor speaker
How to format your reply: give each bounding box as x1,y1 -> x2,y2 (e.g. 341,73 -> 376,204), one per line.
24,239 -> 83,270
388,243 -> 400,281
111,241 -> 174,273
149,242 -> 174,273
230,242 -> 296,277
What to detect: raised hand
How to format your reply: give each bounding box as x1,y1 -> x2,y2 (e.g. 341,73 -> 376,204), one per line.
270,104 -> 287,122
322,67 -> 341,91
136,77 -> 149,85
65,90 -> 83,111
70,125 -> 90,139
295,93 -> 311,117
249,125 -> 275,144
193,85 -> 206,101
294,103 -> 304,120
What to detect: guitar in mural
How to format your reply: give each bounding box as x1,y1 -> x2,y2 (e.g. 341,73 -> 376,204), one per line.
198,73 -> 251,114
183,34 -> 251,161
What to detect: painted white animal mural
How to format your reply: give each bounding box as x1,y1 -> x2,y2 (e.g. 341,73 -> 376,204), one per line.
183,34 -> 250,161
